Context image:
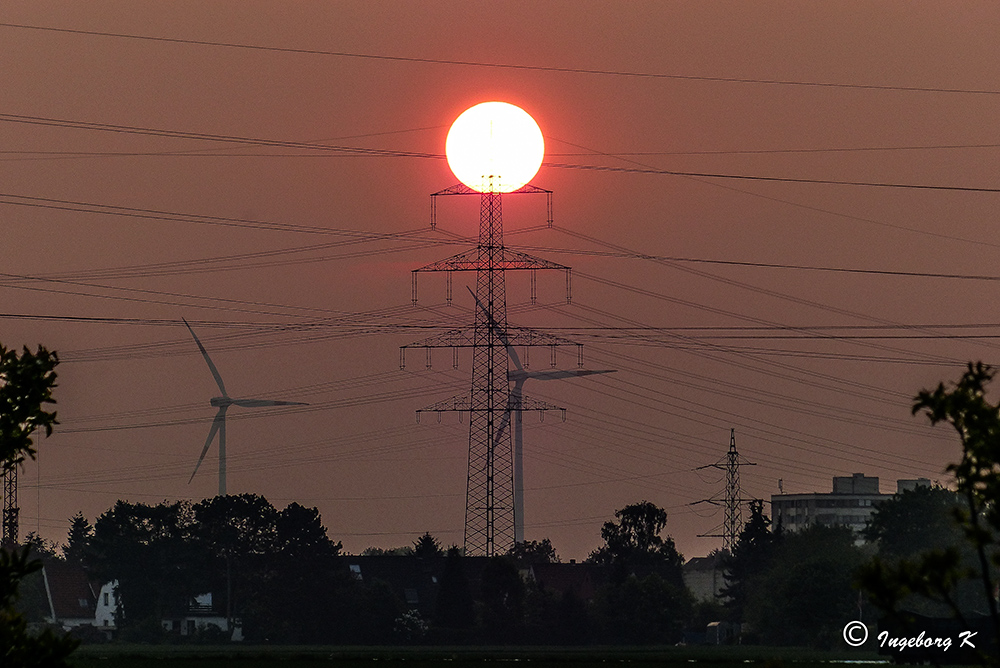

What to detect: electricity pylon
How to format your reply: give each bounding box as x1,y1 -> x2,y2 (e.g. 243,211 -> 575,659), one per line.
404,181 -> 577,556
2,466 -> 17,545
695,428 -> 755,553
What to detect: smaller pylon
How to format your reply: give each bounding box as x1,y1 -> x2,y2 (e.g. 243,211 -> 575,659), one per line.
723,429 -> 742,553
2,466 -> 18,546
694,428 -> 755,553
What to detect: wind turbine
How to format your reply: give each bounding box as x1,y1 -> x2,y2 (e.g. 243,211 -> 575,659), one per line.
468,288 -> 615,543
183,319 -> 307,497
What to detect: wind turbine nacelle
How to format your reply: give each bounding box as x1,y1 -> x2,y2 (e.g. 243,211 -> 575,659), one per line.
210,397 -> 233,408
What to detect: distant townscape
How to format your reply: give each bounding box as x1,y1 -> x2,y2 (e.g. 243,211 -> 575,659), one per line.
10,475 -> 975,649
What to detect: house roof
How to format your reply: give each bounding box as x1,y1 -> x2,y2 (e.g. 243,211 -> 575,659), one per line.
683,554 -> 725,573
528,562 -> 605,601
42,560 -> 96,621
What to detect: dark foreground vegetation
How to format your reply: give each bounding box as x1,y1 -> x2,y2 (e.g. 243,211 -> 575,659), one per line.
65,643 -> 881,668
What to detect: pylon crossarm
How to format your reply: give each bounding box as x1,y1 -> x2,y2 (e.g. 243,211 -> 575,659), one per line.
513,396 -> 564,412
402,325 -> 579,350
416,395 -> 472,413
432,183 -> 552,197
430,183 -> 553,228
414,247 -> 567,273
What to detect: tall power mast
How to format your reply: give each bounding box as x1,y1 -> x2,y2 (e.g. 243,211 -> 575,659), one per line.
405,182 -> 575,556
723,428 -> 743,553
2,466 -> 17,545
695,428 -> 755,553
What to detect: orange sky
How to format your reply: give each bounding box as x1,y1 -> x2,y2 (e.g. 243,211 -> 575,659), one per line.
1,2 -> 999,560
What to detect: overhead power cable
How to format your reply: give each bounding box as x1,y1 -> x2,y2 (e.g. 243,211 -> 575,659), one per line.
512,244 -> 1000,283
2,115 -> 998,192
4,141 -> 1000,162
0,113 -> 436,159
546,135 -> 1000,251
2,22 -> 997,95
547,161 -> 1000,193
4,187 -> 1000,284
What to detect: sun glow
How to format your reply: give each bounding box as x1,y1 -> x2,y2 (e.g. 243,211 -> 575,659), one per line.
445,101 -> 544,193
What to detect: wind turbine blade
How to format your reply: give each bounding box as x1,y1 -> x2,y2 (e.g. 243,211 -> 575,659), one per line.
182,318 -> 228,397
494,409 -> 513,445
232,398 -> 308,408
189,409 -> 224,484
529,369 -> 617,381
466,286 -> 523,371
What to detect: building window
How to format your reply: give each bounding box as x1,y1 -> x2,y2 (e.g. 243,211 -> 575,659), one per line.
104,593 -> 109,606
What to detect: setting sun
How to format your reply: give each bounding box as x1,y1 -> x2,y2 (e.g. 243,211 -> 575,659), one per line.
445,101 -> 544,193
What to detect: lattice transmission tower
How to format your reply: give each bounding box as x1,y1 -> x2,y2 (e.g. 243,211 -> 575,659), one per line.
403,180 -> 579,556
695,428 -> 755,553
1,466 -> 17,546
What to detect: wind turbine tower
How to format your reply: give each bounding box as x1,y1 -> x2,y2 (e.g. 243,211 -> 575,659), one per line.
468,287 -> 614,542
184,319 -> 307,496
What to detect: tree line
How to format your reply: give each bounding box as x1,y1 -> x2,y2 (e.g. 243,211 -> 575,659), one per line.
30,482 -> 982,649
43,496 -> 696,645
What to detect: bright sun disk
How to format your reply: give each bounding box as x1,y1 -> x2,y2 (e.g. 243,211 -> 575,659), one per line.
445,101 -> 544,193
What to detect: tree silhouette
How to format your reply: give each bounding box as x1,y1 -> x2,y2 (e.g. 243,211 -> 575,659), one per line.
507,538 -> 559,567
858,362 -> 1000,659
89,500 -> 204,631
744,524 -> 862,647
63,512 -> 92,568
0,343 -> 75,665
194,494 -> 279,630
480,556 -> 525,641
277,502 -> 341,563
863,486 -> 963,560
722,499 -> 779,622
434,546 -> 474,632
588,500 -> 684,586
0,344 -> 58,472
411,532 -> 443,559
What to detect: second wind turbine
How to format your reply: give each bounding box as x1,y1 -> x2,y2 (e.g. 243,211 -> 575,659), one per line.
184,319 -> 307,497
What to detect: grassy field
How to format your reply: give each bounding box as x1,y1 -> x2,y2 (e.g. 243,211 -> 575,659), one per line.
68,644 -> 886,668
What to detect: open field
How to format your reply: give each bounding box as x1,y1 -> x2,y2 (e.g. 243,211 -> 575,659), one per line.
69,645 -> 886,668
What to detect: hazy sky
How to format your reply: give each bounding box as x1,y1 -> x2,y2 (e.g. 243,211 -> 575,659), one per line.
2,2 -> 999,560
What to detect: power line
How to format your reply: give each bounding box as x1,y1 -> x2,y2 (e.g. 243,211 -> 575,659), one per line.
4,141 -> 1000,162
3,115 -> 999,193
2,22 -> 997,95
513,245 -> 1000,282
0,113 -> 437,159
550,144 -> 1000,156
548,160 -> 1000,193
545,136 -> 1000,251
3,187 -> 1000,285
